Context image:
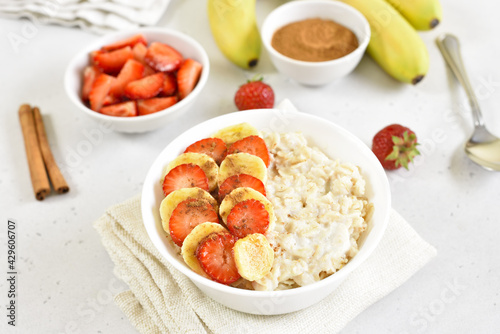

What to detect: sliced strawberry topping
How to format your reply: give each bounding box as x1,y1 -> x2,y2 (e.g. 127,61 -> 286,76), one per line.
227,135 -> 270,167
137,96 -> 178,116
169,198 -> 219,247
160,73 -> 177,97
89,73 -> 115,112
124,72 -> 165,100
102,34 -> 147,52
184,138 -> 227,165
162,163 -> 209,196
109,59 -> 144,98
177,58 -> 202,100
226,199 -> 269,238
99,101 -> 137,117
218,174 -> 266,201
145,42 -> 183,72
196,232 -> 241,284
81,65 -> 101,101
92,46 -> 133,74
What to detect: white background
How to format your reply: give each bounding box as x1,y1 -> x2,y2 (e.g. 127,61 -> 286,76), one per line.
1,0 -> 499,333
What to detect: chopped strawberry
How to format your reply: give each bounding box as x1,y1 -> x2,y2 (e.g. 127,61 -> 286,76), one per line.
226,199 -> 269,238
169,198 -> 219,247
184,138 -> 227,165
109,59 -> 144,98
102,93 -> 121,106
177,59 -> 202,100
133,43 -> 157,75
92,46 -> 134,74
99,101 -> 137,117
102,34 -> 147,52
218,174 -> 266,201
160,73 -> 177,96
227,135 -> 270,167
196,232 -> 241,285
81,66 -> 101,101
137,96 -> 178,116
124,72 -> 165,100
162,163 -> 209,196
144,42 -> 183,72
89,73 -> 115,112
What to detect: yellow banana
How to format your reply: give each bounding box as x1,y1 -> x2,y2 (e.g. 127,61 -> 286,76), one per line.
384,0 -> 442,30
207,0 -> 261,69
339,0 -> 429,84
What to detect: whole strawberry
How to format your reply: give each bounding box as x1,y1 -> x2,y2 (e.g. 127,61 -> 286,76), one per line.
372,124 -> 420,170
234,76 -> 274,111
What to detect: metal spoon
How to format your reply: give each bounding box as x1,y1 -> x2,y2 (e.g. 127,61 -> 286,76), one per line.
436,34 -> 500,171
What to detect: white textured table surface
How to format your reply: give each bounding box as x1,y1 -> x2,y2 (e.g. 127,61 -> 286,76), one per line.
1,0 -> 499,333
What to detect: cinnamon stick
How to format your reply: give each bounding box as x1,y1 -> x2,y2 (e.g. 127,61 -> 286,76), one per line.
18,104 -> 50,200
33,107 -> 70,194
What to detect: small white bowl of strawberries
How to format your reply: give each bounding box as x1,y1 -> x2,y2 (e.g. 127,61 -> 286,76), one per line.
64,27 -> 209,133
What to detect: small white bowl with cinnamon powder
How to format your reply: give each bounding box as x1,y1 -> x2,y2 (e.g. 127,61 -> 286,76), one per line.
261,0 -> 370,86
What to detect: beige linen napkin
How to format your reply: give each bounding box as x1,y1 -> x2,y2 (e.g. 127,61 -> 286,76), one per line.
94,195 -> 436,334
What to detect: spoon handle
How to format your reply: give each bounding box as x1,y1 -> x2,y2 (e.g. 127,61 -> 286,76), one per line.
436,34 -> 484,127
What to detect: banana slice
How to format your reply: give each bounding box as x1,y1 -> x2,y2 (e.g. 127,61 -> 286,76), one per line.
160,188 -> 218,234
181,222 -> 227,278
219,187 -> 275,231
162,152 -> 219,191
234,233 -> 274,281
211,123 -> 261,145
218,152 -> 267,186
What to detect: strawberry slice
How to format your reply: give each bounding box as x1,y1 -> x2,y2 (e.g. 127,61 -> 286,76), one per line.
177,59 -> 202,100
227,135 -> 270,167
144,42 -> 183,72
102,93 -> 121,106
100,101 -> 137,117
169,198 -> 219,246
92,46 -> 134,74
89,73 -> 115,112
196,232 -> 241,285
184,138 -> 227,165
137,96 -> 178,116
109,59 -> 144,98
226,199 -> 269,238
132,43 -> 157,75
102,34 -> 147,52
81,66 -> 101,101
124,72 -> 165,100
162,163 -> 209,196
218,174 -> 266,201
160,73 -> 177,97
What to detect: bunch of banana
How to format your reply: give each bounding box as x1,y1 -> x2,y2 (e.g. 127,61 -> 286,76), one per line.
207,0 -> 261,69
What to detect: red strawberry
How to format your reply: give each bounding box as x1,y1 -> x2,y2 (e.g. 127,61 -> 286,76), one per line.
184,138 -> 227,165
227,135 -> 270,167
372,124 -> 420,170
160,73 -> 178,97
218,174 -> 266,201
234,77 -> 274,111
101,34 -> 147,52
89,73 -> 115,111
109,59 -> 144,98
169,198 -> 219,246
99,101 -> 137,117
177,59 -> 202,100
132,42 -> 156,75
196,232 -> 241,285
81,66 -> 101,101
162,163 -> 209,196
226,199 -> 269,238
137,96 -> 178,116
144,42 -> 183,72
102,93 -> 121,106
124,72 -> 165,99
92,46 -> 133,74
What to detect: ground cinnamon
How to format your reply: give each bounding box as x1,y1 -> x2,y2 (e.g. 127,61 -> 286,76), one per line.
271,18 -> 359,62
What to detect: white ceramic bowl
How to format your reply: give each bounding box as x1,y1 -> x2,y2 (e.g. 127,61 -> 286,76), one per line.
261,0 -> 370,86
141,109 -> 391,315
64,27 -> 209,133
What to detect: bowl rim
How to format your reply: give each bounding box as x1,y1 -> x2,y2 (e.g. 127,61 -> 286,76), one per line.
141,108 -> 391,298
261,0 -> 371,68
63,27 -> 210,124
